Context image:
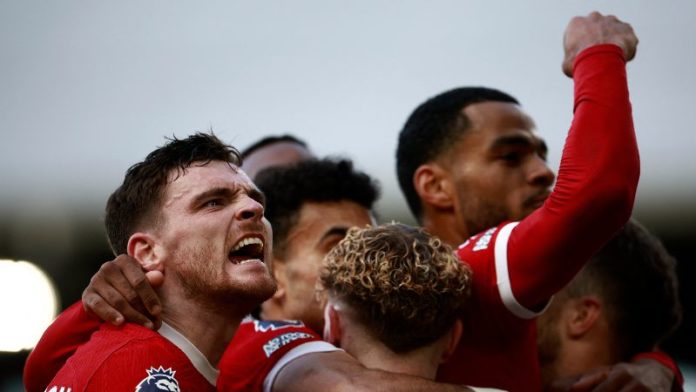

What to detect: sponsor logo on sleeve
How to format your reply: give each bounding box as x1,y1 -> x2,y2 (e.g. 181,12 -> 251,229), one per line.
262,332 -> 313,357
136,366 -> 180,391
472,227 -> 497,251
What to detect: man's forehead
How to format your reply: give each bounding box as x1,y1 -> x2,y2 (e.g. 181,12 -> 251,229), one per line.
242,142 -> 313,179
291,201 -> 372,237
462,101 -> 536,131
164,161 -> 254,196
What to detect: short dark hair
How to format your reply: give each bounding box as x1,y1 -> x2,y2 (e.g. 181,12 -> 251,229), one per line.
396,87 -> 519,220
564,220 -> 682,359
320,223 -> 471,353
253,158 -> 379,258
105,133 -> 241,255
241,134 -> 308,159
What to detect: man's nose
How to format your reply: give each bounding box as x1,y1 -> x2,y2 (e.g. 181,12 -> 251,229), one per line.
236,196 -> 264,221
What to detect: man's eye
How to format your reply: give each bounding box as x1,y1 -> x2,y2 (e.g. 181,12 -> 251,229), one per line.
501,153 -> 521,163
205,199 -> 222,208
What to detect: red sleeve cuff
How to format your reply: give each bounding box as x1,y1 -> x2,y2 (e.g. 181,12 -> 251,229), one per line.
573,44 -> 626,71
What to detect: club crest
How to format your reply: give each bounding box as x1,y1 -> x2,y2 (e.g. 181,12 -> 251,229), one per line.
135,366 -> 180,391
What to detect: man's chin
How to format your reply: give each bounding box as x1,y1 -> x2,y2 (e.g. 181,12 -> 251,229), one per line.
185,278 -> 277,315
226,277 -> 278,309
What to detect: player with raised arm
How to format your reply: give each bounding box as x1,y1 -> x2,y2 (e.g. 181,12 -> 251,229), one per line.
395,11 -> 646,391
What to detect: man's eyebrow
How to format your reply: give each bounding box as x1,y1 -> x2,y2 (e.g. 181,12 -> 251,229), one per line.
319,227 -> 349,244
491,134 -> 548,155
190,187 -> 236,207
490,134 -> 535,149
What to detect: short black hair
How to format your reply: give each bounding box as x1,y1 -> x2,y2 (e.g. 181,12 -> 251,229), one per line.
105,132 -> 241,255
254,158 -> 379,258
565,220 -> 682,359
241,134 -> 308,159
396,87 -> 519,220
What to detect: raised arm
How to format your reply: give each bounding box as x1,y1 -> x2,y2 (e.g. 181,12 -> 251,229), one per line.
507,13 -> 640,309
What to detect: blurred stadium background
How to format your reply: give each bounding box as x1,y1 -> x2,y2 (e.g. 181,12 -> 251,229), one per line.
1,1 -> 694,390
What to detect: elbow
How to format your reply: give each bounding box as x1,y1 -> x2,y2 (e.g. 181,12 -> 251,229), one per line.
587,172 -> 638,225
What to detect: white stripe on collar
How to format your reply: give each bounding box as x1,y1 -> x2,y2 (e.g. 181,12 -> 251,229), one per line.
158,321 -> 219,385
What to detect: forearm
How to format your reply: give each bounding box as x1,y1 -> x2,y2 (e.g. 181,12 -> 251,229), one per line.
509,44 -> 639,308
273,351 -> 471,392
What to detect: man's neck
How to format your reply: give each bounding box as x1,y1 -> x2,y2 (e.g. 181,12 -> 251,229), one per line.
159,290 -> 244,366
259,299 -> 284,321
354,342 -> 440,379
421,212 -> 468,248
342,327 -> 440,380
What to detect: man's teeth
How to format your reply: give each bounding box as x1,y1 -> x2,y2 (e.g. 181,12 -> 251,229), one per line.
231,237 -> 263,252
239,259 -> 258,265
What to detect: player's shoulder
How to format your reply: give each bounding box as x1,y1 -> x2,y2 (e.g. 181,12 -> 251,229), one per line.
457,221 -> 517,259
46,323 -> 196,392
218,317 -> 329,391
233,316 -> 320,355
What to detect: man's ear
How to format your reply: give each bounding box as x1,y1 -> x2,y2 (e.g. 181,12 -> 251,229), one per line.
270,259 -> 286,303
565,296 -> 602,339
127,232 -> 163,272
323,303 -> 342,346
440,319 -> 463,363
413,163 -> 454,210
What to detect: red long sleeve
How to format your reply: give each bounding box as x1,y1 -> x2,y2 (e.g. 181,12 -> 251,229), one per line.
508,44 -> 640,309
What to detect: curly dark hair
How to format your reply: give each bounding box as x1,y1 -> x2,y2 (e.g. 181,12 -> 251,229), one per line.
396,87 -> 519,221
320,223 -> 472,353
253,158 -> 380,258
564,219 -> 682,359
105,132 -> 241,254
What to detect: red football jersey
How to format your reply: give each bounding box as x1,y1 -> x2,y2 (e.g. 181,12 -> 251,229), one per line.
46,322 -> 217,392
438,222 -> 542,390
217,317 -> 340,392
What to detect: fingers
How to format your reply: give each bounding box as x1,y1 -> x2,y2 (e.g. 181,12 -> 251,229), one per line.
562,11 -> 638,77
81,256 -> 161,329
83,280 -> 155,329
115,255 -> 162,318
82,285 -> 124,326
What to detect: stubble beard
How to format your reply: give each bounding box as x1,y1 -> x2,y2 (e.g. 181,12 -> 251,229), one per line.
461,194 -> 511,238
172,243 -> 277,314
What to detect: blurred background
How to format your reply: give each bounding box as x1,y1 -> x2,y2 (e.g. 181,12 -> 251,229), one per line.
1,1 -> 694,390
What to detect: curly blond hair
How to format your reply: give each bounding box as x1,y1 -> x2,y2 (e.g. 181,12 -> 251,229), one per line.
319,223 -> 472,353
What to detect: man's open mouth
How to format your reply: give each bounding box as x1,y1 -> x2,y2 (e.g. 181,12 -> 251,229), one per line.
228,236 -> 264,265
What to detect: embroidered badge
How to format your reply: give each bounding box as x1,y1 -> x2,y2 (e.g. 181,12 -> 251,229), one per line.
136,366 -> 180,391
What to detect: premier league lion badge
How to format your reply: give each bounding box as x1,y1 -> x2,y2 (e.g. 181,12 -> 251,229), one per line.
135,366 -> 180,391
